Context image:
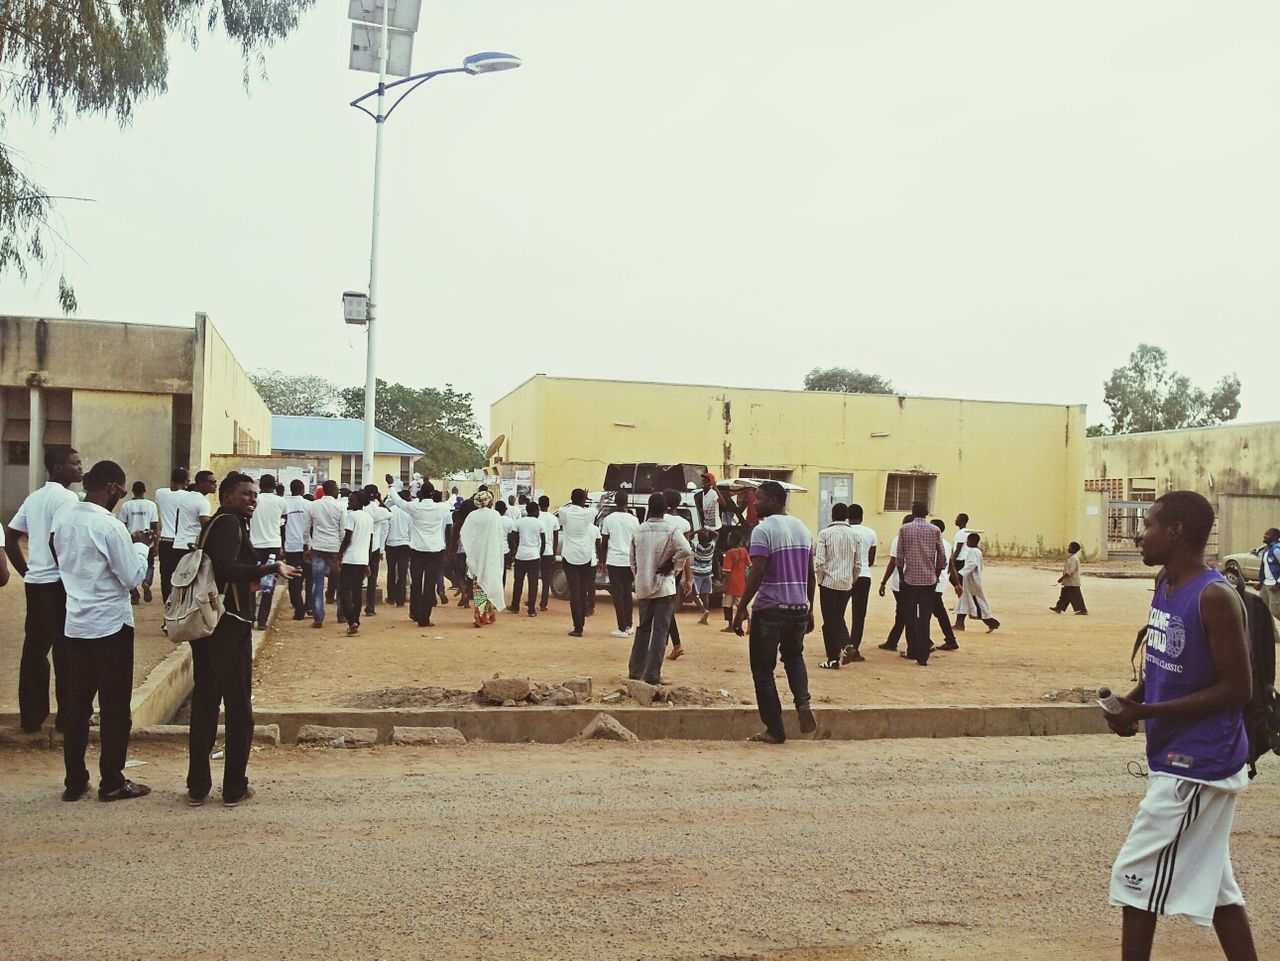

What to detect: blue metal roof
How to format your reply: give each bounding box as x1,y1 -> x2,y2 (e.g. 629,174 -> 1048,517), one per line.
271,416 -> 424,456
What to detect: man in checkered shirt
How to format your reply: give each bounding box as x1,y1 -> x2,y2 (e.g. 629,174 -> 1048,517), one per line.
895,501 -> 948,666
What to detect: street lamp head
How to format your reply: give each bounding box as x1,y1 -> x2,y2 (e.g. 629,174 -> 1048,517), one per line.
463,51 -> 521,74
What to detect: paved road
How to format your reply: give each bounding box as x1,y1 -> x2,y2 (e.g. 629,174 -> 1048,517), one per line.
2,736 -> 1276,960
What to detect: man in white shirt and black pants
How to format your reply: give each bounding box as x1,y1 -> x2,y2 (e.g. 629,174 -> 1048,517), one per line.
153,467 -> 189,602
558,488 -> 598,637
118,481 -> 160,605
248,473 -> 288,630
52,461 -> 153,801
5,445 -> 83,733
282,479 -> 312,619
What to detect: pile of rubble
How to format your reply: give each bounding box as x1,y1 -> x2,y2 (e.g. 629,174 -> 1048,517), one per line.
480,675 -> 593,706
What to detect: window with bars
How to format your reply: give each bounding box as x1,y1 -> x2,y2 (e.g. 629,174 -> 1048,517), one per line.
1085,478 -> 1124,498
882,473 -> 935,513
341,454 -> 363,489
740,468 -> 794,483
1129,477 -> 1157,502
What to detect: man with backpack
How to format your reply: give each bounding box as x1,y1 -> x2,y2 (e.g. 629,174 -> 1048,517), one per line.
1102,491 -> 1259,961
184,472 -> 298,807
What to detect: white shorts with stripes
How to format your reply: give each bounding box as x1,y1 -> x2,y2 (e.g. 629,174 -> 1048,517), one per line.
1109,766 -> 1249,926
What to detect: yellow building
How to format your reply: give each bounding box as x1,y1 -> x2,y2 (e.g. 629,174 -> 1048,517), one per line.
269,416 -> 423,492
0,312 -> 271,518
491,375 -> 1097,556
1087,421 -> 1280,556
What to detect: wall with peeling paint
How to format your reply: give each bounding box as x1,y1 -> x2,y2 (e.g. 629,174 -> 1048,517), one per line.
492,375 -> 1093,557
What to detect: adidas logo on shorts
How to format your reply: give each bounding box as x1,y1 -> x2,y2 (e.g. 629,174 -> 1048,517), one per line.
1123,873 -> 1144,892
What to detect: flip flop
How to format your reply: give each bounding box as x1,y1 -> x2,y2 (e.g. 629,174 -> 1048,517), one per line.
98,779 -> 151,802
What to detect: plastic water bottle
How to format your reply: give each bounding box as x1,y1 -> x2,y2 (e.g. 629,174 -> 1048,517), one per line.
259,553 -> 276,594
1097,687 -> 1122,713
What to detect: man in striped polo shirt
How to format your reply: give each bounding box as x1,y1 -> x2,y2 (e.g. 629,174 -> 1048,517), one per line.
732,481 -> 817,743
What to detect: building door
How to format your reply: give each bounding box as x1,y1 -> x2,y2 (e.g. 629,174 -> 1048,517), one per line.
818,473 -> 853,529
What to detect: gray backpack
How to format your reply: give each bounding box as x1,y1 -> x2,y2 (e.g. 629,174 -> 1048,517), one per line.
163,515 -> 238,643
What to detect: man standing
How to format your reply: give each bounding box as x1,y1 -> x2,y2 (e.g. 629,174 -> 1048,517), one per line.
509,502 -> 545,616
336,491 -> 373,635
732,481 -> 817,743
1104,491 -> 1258,961
600,491 -> 640,637
845,503 -> 877,661
282,479 -> 312,620
172,470 -> 215,572
894,502 -> 947,667
663,487 -> 694,661
118,481 -> 160,604
628,493 -> 692,687
537,494 -> 559,611
52,460 -> 153,801
5,445 -> 82,733
390,485 -> 450,628
248,473 -> 288,630
306,480 -> 346,629
815,503 -> 861,670
360,485 -> 392,617
876,515 -> 913,654
1259,527 -> 1280,620
154,468 -> 189,602
950,512 -> 972,628
383,488 -> 412,608
558,488 -> 598,638
694,471 -> 722,530
929,519 -> 960,650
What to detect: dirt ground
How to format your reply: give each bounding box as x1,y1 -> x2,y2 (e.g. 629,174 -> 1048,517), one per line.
2,735 -> 1276,961
255,560 -> 1160,709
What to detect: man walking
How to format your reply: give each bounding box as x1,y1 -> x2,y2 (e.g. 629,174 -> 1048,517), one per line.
1258,527 -> 1279,620
895,502 -> 947,666
846,503 -> 877,660
815,503 -> 861,670
509,501 -> 545,616
1051,541 -> 1089,615
154,468 -> 189,602
390,485 -> 450,628
383,488 -> 412,608
282,479 -> 312,620
600,491 -> 640,637
52,460 -> 153,801
118,481 -> 160,604
6,445 -> 82,733
336,490 -> 373,635
951,512 -> 972,628
537,494 -> 559,611
929,519 -> 960,650
306,480 -> 346,629
732,481 -> 817,743
876,515 -> 913,654
558,488 -> 598,637
1103,491 -> 1258,961
628,493 -> 692,687
248,474 -> 288,630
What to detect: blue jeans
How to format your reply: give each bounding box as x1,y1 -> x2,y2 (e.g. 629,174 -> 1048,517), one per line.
310,552 -> 338,624
629,595 -> 676,684
749,606 -> 811,741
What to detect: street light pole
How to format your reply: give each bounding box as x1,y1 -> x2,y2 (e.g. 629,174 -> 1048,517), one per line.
361,0 -> 391,486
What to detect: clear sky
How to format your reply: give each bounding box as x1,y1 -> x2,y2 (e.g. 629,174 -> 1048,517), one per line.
3,1 -> 1278,438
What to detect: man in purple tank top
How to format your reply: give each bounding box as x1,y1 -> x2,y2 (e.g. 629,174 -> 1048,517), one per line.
1103,491 -> 1257,961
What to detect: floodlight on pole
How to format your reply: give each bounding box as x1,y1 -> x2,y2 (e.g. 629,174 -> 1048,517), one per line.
345,15 -> 521,487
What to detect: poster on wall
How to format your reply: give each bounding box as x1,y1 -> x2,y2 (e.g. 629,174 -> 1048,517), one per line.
500,478 -> 518,503
515,468 -> 533,500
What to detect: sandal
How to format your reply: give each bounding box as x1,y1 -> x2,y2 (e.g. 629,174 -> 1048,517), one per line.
666,646 -> 684,661
98,779 -> 151,802
746,731 -> 784,744
818,659 -> 840,670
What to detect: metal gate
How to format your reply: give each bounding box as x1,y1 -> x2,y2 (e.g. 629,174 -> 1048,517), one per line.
818,473 -> 854,529
1107,500 -> 1149,555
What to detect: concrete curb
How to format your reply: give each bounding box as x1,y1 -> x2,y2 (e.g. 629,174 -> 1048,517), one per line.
8,724 -> 282,749
254,703 -> 1111,745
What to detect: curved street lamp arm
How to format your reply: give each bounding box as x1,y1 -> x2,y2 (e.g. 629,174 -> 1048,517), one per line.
349,66 -> 470,122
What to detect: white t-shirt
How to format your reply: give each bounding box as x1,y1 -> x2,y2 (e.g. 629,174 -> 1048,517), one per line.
953,528 -> 971,565
118,497 -> 159,536
308,496 -> 347,553
172,490 -> 212,550
665,513 -> 692,540
249,491 -> 289,550
154,487 -> 186,540
499,514 -> 518,555
282,495 -> 311,552
936,538 -> 951,593
600,510 -> 640,567
9,482 -> 80,584
850,524 -> 877,580
341,509 -> 374,566
539,511 -> 560,557
515,516 -> 545,561
888,536 -> 900,592
365,503 -> 392,554
558,504 -> 599,566
385,504 -> 412,548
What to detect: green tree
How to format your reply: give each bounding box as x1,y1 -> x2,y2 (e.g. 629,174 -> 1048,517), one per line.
1,0 -> 315,312
338,380 -> 485,478
249,369 -> 341,417
803,366 -> 896,394
1101,344 -> 1241,434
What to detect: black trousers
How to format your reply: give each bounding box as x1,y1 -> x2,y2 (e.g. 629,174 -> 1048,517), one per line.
20,580 -> 69,732
819,585 -> 852,661
385,545 -> 410,605
901,583 -> 935,664
188,617 -> 253,801
848,578 -> 871,650
607,564 -> 635,631
285,550 -> 310,615
539,555 -> 554,608
512,558 -> 540,613
158,541 -> 180,602
253,547 -> 279,628
669,576 -> 683,647
885,589 -> 905,648
749,607 -> 811,742
62,625 -> 134,793
409,549 -> 443,626
339,565 -> 365,627
563,562 -> 593,632
365,550 -> 381,614
1054,586 -> 1087,613
929,592 -> 957,644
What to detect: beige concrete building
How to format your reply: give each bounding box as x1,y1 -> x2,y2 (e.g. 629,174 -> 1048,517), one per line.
1087,421 -> 1280,556
0,313 -> 271,518
269,415 -> 423,492
491,375 -> 1098,557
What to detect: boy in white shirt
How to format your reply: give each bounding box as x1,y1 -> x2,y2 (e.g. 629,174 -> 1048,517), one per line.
336,490 -> 374,635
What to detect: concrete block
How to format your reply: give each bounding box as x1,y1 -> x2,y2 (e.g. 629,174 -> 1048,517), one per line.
481,676 -> 532,704
563,676 -> 592,701
572,713 -> 638,742
296,724 -> 379,747
391,726 -> 466,746
626,679 -> 660,706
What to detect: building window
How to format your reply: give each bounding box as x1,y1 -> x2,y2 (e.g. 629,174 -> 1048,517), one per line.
5,441 -> 29,466
341,454 -> 363,489
400,456 -> 412,485
883,472 -> 935,513
1129,477 -> 1157,502
740,467 -> 794,483
1085,478 -> 1124,499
